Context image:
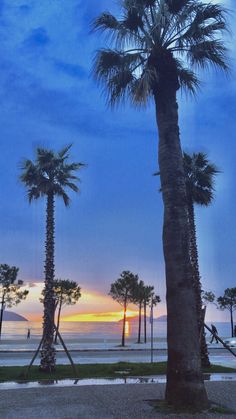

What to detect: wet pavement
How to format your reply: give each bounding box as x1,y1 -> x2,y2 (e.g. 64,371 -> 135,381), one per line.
0,373 -> 236,390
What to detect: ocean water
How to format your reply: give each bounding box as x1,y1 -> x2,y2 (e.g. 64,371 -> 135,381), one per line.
1,320 -> 232,341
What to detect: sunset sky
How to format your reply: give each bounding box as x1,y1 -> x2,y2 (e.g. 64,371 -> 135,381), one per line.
0,0 -> 235,323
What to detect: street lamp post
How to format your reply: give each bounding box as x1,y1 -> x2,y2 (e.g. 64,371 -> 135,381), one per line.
150,299 -> 154,363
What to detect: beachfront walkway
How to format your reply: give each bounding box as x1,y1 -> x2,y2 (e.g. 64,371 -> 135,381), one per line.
0,382 -> 236,418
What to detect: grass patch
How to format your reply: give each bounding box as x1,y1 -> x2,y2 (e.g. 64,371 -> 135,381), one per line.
148,400 -> 236,416
0,362 -> 235,383
203,364 -> 236,373
209,406 -> 236,415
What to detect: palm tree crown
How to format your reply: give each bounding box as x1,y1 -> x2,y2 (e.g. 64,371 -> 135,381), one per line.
21,145 -> 84,205
93,0 -> 228,106
183,151 -> 219,206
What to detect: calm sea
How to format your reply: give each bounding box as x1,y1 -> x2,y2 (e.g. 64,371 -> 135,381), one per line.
1,321 -> 232,341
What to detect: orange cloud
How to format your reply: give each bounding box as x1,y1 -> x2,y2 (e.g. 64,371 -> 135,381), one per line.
63,309 -> 139,322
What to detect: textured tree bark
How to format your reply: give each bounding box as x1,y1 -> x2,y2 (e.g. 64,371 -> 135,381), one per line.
188,201 -> 210,368
40,192 -> 56,371
154,88 -> 209,409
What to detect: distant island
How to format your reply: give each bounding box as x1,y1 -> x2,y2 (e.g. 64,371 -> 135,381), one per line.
124,314 -> 167,322
3,311 -> 28,322
156,315 -> 167,322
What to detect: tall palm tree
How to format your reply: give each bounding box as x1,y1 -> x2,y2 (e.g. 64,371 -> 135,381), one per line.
183,152 -> 219,367
133,280 -> 146,343
21,145 -> 84,372
93,0 -> 228,409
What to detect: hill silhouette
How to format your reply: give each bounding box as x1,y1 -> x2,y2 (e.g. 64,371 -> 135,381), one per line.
3,311 -> 28,321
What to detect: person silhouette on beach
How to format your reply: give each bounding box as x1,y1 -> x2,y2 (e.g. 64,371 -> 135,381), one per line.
27,328 -> 30,339
210,324 -> 218,343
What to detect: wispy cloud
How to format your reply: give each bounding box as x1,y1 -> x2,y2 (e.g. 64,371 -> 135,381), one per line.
24,27 -> 50,48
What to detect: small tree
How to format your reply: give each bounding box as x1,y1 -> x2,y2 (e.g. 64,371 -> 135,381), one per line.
53,279 -> 81,344
0,264 -> 29,339
217,288 -> 236,337
202,291 -> 216,306
109,271 -> 138,347
41,279 -> 82,344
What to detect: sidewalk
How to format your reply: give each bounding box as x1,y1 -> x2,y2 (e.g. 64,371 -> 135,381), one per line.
0,382 -> 235,418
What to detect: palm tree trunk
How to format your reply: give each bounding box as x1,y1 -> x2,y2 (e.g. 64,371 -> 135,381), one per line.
54,297 -> 62,345
0,290 -> 5,340
154,86 -> 208,409
144,301 -> 147,343
188,200 -> 210,368
122,300 -> 127,347
40,192 -> 56,371
137,301 -> 142,343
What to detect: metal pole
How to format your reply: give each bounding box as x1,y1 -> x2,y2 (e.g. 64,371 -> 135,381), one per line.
150,300 -> 153,363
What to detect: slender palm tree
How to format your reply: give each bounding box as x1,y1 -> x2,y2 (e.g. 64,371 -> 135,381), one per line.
183,152 -> 219,367
93,0 -> 228,409
133,280 -> 145,343
20,145 -> 84,372
143,285 -> 154,343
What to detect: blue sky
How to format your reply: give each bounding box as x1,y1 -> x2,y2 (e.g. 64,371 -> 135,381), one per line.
0,0 -> 235,321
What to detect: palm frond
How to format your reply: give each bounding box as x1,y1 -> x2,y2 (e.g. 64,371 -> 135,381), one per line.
53,184 -> 70,206
63,182 -> 80,193
58,144 -> 72,159
107,69 -> 135,107
123,7 -> 144,32
177,65 -> 200,95
188,40 -> 229,71
94,49 -> 124,81
93,12 -> 121,32
166,0 -> 192,15
193,3 -> 228,26
28,187 -> 41,202
130,68 -> 155,105
184,151 -> 219,207
94,49 -> 143,82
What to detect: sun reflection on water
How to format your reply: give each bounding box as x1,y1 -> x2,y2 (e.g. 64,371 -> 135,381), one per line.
125,321 -> 130,336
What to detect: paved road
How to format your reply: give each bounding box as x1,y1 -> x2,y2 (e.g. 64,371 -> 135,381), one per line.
0,348 -> 235,367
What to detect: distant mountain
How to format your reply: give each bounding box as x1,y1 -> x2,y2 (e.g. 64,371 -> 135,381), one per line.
155,315 -> 167,322
119,314 -> 167,322
3,311 -> 28,322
